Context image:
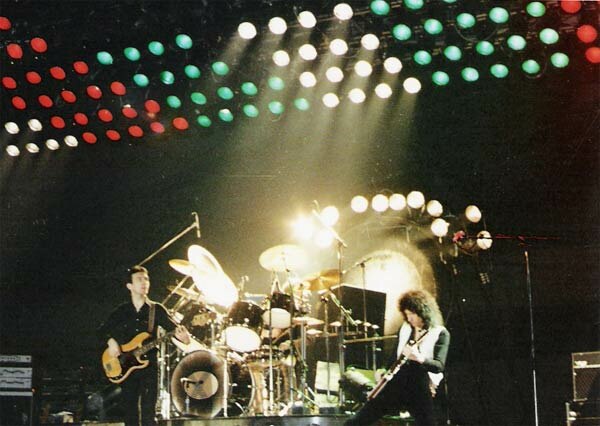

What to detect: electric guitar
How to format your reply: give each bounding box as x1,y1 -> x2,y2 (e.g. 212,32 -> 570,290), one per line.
101,331 -> 175,384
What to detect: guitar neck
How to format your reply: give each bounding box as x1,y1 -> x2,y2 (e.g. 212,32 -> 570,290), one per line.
133,330 -> 176,357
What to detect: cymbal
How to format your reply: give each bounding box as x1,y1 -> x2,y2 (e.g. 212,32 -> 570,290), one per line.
167,285 -> 202,300
259,244 -> 307,272
301,269 -> 341,291
292,316 -> 324,326
169,259 -> 200,276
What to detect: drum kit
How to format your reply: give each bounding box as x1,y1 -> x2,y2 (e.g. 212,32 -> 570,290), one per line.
156,243 -> 338,419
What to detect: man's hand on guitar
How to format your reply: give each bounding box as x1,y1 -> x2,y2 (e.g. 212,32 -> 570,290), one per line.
107,338 -> 121,357
402,344 -> 425,364
175,325 -> 190,345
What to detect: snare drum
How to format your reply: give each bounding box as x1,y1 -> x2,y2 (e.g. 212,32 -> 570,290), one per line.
224,301 -> 263,353
262,292 -> 292,329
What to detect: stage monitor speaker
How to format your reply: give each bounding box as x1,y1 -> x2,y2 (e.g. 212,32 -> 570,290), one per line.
572,351 -> 600,401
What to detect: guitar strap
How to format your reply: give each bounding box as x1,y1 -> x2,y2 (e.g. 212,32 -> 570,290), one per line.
147,301 -> 156,334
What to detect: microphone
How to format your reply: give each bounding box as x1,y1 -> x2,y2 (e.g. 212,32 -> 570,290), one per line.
192,212 -> 201,239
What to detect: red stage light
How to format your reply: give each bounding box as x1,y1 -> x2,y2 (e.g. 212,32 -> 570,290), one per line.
109,81 -> 126,95
106,130 -> 121,141
0,16 -> 11,31
173,117 -> 189,130
82,132 -> 97,144
73,61 -> 89,75
122,106 -> 138,119
560,0 -> 582,14
128,125 -> 144,137
11,96 -> 26,110
30,37 -> 48,53
585,46 -> 600,63
74,113 -> 89,126
50,116 -> 65,129
61,90 -> 77,103
38,95 -> 53,108
86,85 -> 102,100
50,66 -> 66,80
25,71 -> 42,84
97,109 -> 113,122
150,122 -> 165,133
577,25 -> 598,43
7,43 -> 23,59
145,99 -> 160,113
1,76 -> 17,89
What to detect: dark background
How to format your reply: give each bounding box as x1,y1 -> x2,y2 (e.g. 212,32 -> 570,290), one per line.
0,1 -> 598,425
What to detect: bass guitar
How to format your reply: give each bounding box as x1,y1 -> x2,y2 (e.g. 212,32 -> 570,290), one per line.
101,330 -> 175,384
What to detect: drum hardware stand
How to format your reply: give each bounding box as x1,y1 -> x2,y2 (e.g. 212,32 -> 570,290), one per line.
156,328 -> 172,420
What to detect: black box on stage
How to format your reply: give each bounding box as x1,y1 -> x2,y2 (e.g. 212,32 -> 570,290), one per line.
572,352 -> 600,401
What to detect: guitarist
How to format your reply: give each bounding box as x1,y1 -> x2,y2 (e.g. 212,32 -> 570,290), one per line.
98,265 -> 190,426
344,290 -> 450,426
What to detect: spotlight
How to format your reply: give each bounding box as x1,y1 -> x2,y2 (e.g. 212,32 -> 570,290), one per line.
348,88 -> 366,104
426,200 -> 443,217
334,3 -> 353,21
238,22 -> 257,39
383,57 -> 402,74
355,61 -> 373,77
465,205 -> 481,223
6,145 -> 20,157
406,191 -> 425,209
330,39 -> 348,56
28,119 -> 42,132
361,34 -> 380,50
403,77 -> 421,94
476,230 -> 493,250
375,83 -> 392,99
371,194 -> 389,212
64,135 -> 78,147
315,229 -> 335,248
25,143 -> 40,154
299,44 -> 318,60
351,196 -> 369,213
4,122 -> 19,134
45,139 -> 60,150
431,218 -> 449,237
326,67 -> 344,83
299,72 -> 317,87
389,193 -> 406,211
322,93 -> 340,108
298,11 -> 317,28
321,206 -> 340,226
269,17 -> 287,35
273,50 -> 290,67
292,216 -> 315,240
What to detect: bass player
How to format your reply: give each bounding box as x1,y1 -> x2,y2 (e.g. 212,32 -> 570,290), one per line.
344,289 -> 450,426
98,265 -> 190,426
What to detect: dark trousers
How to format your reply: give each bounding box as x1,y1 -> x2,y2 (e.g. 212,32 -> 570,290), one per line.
344,363 -> 436,426
119,366 -> 158,426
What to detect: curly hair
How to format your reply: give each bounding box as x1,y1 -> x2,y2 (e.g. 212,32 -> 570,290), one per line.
398,289 -> 444,328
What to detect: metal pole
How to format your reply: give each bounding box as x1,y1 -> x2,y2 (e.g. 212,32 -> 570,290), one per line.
524,250 -> 539,426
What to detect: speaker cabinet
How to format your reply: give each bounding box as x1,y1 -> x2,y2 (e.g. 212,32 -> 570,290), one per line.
572,352 -> 600,401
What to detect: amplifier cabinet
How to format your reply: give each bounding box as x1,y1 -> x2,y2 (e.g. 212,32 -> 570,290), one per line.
572,352 -> 600,402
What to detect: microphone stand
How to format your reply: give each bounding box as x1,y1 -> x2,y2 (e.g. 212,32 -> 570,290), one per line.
137,212 -> 201,267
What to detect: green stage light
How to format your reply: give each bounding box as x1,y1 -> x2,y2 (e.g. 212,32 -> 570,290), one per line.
432,71 -> 450,86
217,87 -> 234,100
539,28 -> 559,45
526,2 -> 546,17
550,52 -> 569,68
212,61 -> 229,76
456,13 -> 476,29
443,0 -> 457,3
268,77 -> 285,91
490,64 -> 509,78
124,47 -> 141,61
370,1 -> 390,16
148,41 -> 165,55
404,0 -> 424,10
133,73 -> 149,87
414,50 -> 432,65
185,65 -> 201,79
241,82 -> 258,96
197,115 -> 212,127
424,19 -> 443,35
507,35 -> 526,51
294,98 -> 310,111
489,7 -> 509,24
96,51 -> 113,65
268,101 -> 284,115
175,34 -> 193,50
219,109 -> 234,122
522,59 -> 540,75
160,71 -> 175,85
476,41 -> 494,56
191,92 -> 207,105
243,104 -> 259,118
167,95 -> 182,108
444,45 -> 462,61
393,24 -> 412,41
461,67 -> 479,82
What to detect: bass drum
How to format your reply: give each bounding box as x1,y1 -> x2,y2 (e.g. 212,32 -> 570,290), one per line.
171,350 -> 254,418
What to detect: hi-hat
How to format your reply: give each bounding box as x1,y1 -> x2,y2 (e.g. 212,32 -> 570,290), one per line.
259,244 -> 307,272
167,285 -> 203,300
301,269 -> 341,291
